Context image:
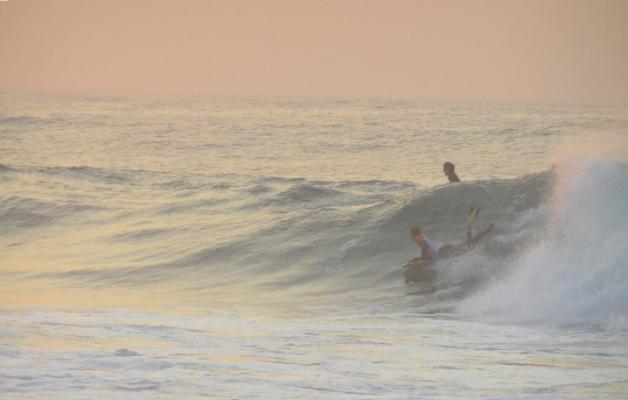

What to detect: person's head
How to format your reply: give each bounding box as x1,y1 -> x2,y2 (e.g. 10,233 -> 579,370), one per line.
443,162 -> 455,175
410,226 -> 425,245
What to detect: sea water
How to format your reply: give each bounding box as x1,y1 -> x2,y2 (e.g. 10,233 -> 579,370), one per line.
1,93 -> 627,399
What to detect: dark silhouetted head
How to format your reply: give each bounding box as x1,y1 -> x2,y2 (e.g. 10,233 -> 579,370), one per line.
443,162 -> 460,182
410,226 -> 426,245
410,226 -> 422,237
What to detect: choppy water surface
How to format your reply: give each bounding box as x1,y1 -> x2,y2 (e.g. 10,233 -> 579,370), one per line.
1,93 -> 627,398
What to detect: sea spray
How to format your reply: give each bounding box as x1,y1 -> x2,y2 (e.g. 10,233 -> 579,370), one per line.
458,158 -> 628,330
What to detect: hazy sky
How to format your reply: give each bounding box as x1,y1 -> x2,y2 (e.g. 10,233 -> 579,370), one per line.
1,0 -> 627,104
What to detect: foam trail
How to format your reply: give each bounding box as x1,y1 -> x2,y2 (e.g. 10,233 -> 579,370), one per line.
458,158 -> 628,330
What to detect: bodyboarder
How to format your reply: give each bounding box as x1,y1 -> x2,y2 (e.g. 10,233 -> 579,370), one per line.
410,207 -> 494,264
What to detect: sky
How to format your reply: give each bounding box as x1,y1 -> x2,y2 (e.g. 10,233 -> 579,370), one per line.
1,0 -> 627,105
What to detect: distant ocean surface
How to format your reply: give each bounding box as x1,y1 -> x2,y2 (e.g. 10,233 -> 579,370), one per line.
1,93 -> 627,399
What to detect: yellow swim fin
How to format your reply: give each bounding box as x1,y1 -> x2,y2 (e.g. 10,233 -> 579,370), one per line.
465,206 -> 480,229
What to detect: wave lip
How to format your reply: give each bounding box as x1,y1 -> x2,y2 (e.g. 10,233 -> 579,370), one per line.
0,164 -> 15,173
273,184 -> 343,204
0,195 -> 103,232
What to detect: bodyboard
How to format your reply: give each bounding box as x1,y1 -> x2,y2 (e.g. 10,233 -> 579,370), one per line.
403,260 -> 436,283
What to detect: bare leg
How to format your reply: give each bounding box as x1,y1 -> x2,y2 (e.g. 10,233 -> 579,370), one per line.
438,223 -> 495,258
467,223 -> 495,245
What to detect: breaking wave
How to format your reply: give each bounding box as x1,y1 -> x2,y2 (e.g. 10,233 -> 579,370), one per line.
458,158 -> 628,330
2,158 -> 626,330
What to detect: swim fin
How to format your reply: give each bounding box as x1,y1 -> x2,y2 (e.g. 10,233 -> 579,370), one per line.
465,206 -> 480,229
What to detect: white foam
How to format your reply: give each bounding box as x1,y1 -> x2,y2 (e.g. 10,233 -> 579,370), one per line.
458,157 -> 628,330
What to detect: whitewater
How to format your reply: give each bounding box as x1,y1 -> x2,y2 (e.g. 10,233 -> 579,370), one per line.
1,93 -> 627,399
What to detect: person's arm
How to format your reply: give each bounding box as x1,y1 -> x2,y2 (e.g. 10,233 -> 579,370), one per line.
419,244 -> 433,261
413,250 -> 431,262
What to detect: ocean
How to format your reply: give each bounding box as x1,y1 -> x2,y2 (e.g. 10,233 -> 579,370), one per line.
1,93 -> 627,399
